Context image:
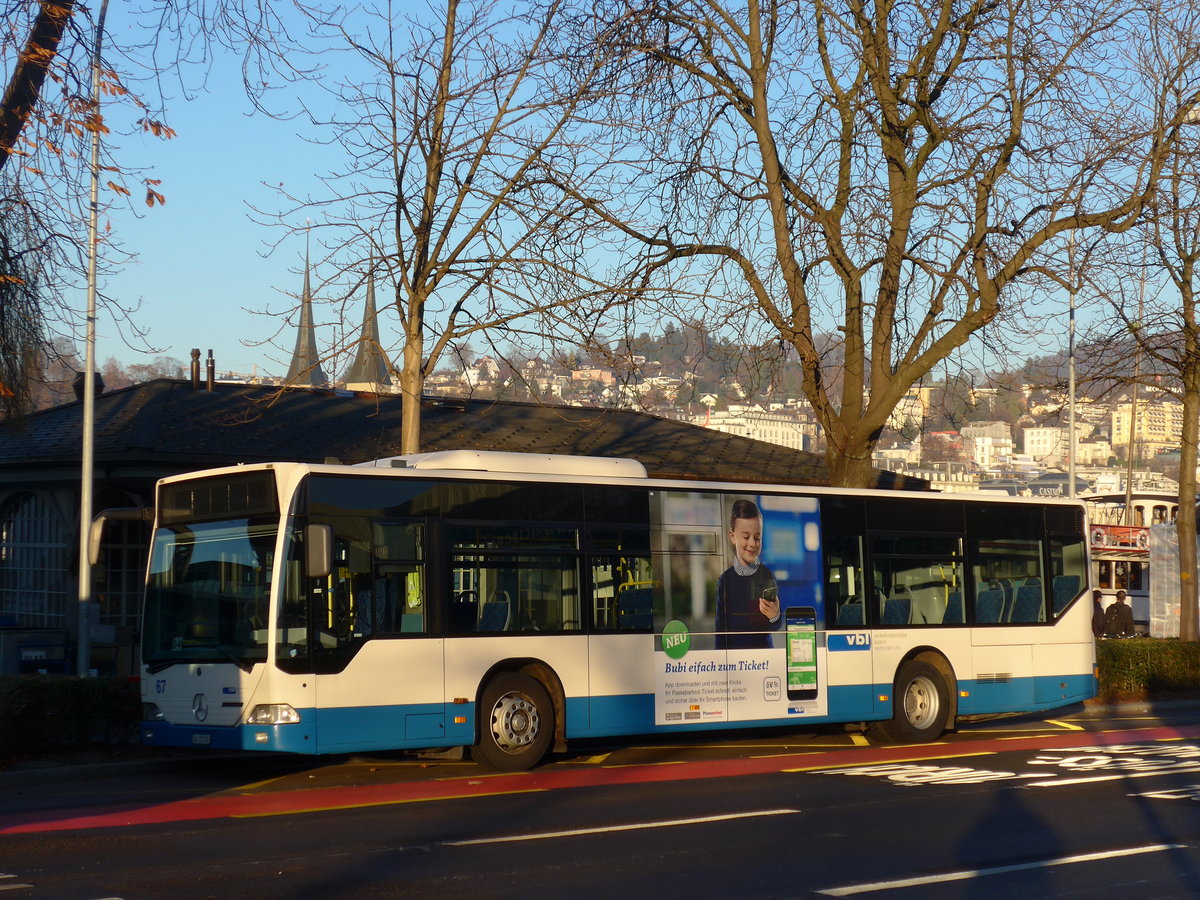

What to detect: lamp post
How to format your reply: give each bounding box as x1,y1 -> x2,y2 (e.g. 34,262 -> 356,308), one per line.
1067,233 -> 1077,498
76,0 -> 109,676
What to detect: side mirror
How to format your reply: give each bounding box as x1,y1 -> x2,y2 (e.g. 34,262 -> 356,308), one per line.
305,524 -> 333,579
89,507 -> 152,565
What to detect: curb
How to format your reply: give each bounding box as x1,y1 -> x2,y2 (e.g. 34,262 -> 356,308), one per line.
0,750 -> 258,788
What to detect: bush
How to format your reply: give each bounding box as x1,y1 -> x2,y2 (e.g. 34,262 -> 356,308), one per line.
1095,638 -> 1200,703
0,675 -> 140,758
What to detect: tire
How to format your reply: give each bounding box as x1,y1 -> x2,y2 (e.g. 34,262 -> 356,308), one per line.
473,672 -> 554,771
874,660 -> 950,744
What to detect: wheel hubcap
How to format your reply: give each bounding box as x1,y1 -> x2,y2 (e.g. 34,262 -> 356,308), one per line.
903,675 -> 939,730
490,692 -> 540,752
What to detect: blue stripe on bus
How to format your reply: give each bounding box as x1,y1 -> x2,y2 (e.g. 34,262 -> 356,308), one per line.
954,673 -> 1096,715
139,671 -> 1095,754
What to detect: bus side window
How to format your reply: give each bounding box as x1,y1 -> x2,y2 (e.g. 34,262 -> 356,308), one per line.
590,529 -> 654,632
373,522 -> 425,635
375,565 -> 425,634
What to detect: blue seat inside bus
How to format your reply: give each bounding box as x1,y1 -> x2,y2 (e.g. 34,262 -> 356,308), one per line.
617,587 -> 654,630
1052,575 -> 1081,615
479,593 -> 511,632
1010,581 -> 1043,623
881,596 -> 911,626
942,592 -> 962,624
836,602 -> 864,626
975,588 -> 1005,623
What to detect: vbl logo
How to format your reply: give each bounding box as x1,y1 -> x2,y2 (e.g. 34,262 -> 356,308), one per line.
830,633 -> 871,651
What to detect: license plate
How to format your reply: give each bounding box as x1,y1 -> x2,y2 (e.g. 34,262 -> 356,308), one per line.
191,734 -> 212,745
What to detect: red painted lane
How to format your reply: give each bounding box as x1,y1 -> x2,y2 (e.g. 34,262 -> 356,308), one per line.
4,723 -> 1199,835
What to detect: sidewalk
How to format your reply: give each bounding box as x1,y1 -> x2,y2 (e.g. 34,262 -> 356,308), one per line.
0,743 -> 257,786
1074,696 -> 1200,718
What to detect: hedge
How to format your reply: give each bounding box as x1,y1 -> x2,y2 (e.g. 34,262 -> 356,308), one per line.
0,675 -> 140,758
1094,638 -> 1200,703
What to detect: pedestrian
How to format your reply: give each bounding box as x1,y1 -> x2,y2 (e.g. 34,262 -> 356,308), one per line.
1091,589 -> 1104,638
1102,589 -> 1135,637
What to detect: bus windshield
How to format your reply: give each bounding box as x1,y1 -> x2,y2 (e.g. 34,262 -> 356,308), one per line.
143,518 -> 277,672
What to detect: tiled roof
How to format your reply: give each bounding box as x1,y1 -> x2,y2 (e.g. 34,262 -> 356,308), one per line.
0,379 -> 926,489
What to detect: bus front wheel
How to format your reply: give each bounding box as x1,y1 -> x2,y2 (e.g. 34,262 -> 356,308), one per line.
474,672 -> 554,771
876,660 -> 950,744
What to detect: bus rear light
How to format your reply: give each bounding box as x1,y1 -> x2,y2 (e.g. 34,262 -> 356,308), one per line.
247,704 -> 301,725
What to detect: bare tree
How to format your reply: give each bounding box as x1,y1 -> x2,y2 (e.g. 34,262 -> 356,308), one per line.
1141,7 -> 1200,644
266,0 -> 615,452
1077,2 -> 1200,641
0,1 -> 305,419
567,0 -> 1198,487
1154,149 -> 1200,643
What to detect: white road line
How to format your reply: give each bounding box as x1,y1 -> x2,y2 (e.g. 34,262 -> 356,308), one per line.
816,843 -> 1186,896
445,808 -> 801,846
1028,764 -> 1200,787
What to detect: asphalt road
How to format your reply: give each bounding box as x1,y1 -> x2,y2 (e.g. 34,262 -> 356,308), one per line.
2,702 -> 1199,899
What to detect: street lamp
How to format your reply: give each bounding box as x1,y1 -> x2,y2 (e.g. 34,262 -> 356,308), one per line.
1067,233 -> 1077,498
77,0 -> 109,676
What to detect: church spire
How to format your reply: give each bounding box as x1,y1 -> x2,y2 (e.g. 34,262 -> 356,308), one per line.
286,238 -> 328,387
343,269 -> 392,391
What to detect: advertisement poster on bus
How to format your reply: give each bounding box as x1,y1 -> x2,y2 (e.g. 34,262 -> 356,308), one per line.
651,491 -> 828,725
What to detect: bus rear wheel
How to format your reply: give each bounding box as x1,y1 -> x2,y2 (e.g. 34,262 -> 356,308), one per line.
875,660 -> 950,744
474,672 -> 554,771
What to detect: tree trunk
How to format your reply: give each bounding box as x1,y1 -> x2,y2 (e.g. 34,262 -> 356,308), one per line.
1178,377 -> 1199,641
0,1 -> 76,170
824,432 -> 880,489
398,328 -> 424,455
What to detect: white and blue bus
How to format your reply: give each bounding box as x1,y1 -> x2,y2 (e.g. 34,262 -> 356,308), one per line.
137,450 -> 1095,770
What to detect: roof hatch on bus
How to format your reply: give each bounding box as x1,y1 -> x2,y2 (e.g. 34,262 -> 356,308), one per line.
357,450 -> 648,479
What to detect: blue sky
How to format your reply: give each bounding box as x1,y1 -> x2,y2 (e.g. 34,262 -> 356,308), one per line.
99,47 -> 334,377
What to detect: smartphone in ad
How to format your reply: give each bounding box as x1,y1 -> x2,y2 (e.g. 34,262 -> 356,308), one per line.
762,585 -> 778,621
785,606 -> 818,701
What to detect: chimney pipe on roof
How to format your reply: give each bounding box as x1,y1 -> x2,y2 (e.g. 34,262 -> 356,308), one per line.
72,371 -> 103,402
190,349 -> 200,390
206,349 -> 215,391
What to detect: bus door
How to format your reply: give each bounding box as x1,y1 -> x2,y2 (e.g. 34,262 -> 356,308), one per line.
303,521 -> 446,753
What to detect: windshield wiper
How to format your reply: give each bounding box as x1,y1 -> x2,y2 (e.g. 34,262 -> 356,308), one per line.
146,645 -> 256,673
209,644 -> 255,673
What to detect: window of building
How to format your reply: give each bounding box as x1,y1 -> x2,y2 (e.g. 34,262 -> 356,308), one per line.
0,492 -> 70,627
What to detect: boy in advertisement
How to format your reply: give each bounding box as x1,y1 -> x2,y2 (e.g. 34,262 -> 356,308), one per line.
714,499 -> 782,649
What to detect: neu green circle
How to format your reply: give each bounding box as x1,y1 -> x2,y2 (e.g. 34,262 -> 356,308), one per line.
661,620 -> 690,659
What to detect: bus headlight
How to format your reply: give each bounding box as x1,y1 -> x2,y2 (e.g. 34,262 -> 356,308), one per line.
246,704 -> 301,725
143,702 -> 165,721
